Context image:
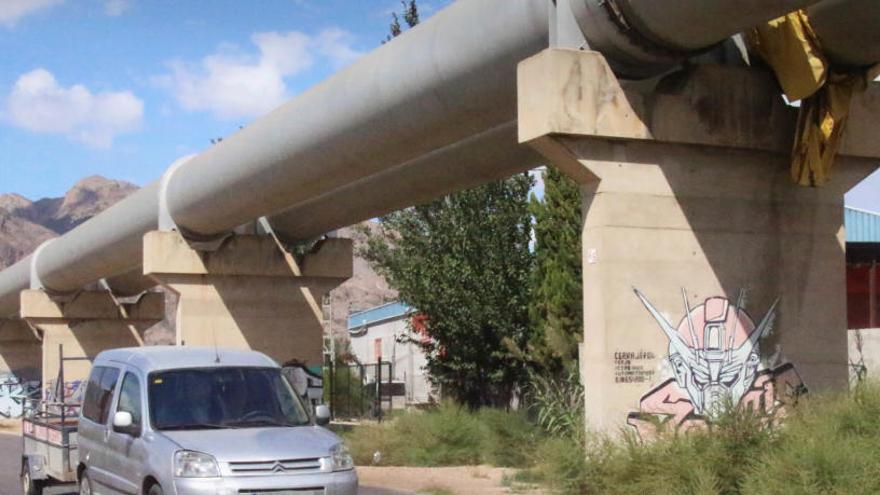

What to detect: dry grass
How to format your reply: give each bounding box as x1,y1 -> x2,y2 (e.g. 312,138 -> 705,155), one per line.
0,418 -> 21,434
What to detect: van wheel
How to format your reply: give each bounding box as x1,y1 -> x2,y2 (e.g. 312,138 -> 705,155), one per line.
79,471 -> 92,495
147,483 -> 163,495
21,459 -> 44,495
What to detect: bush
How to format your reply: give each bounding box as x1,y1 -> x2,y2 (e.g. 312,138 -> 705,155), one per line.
527,382 -> 880,495
343,383 -> 880,494
343,401 -> 539,467
740,382 -> 880,494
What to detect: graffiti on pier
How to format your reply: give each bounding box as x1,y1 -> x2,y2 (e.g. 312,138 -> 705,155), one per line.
0,373 -> 40,418
627,289 -> 806,440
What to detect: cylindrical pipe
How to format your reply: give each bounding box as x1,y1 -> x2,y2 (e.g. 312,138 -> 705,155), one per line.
0,257 -> 31,317
571,0 -> 825,77
36,182 -> 160,293
616,0 -> 824,52
165,0 -> 550,236
268,122 -> 542,240
808,0 -> 880,68
0,183 -> 159,317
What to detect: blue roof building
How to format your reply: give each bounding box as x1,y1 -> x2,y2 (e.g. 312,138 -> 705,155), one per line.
846,206 -> 880,243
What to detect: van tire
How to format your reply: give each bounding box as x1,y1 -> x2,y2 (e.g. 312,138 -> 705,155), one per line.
79,471 -> 92,495
147,483 -> 163,495
21,459 -> 44,495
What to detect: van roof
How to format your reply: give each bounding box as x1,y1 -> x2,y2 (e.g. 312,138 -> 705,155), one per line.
94,346 -> 279,373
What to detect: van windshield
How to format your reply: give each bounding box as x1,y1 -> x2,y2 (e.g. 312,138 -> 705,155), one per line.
148,367 -> 311,430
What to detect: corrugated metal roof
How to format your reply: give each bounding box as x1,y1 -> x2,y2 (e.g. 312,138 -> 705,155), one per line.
846,206 -> 880,243
348,301 -> 412,331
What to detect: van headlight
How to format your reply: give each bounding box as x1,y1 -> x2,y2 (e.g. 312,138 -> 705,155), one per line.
329,444 -> 354,471
174,451 -> 221,478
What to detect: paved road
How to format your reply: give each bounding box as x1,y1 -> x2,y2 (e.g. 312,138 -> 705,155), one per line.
0,433 -> 406,495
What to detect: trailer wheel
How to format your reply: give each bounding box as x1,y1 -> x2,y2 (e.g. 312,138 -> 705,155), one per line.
21,459 -> 44,495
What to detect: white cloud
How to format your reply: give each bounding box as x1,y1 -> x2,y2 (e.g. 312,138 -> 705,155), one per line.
4,68 -> 144,148
0,0 -> 64,27
156,29 -> 363,120
103,0 -> 131,16
313,28 -> 361,69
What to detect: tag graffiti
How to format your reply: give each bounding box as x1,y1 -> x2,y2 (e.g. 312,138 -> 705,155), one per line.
627,288 -> 806,440
0,373 -> 40,418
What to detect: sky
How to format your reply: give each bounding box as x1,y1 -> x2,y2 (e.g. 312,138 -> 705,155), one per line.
0,0 -> 876,212
0,0 -> 452,200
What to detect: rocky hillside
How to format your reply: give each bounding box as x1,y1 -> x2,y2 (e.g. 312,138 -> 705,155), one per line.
0,176 -> 138,269
0,176 -> 394,343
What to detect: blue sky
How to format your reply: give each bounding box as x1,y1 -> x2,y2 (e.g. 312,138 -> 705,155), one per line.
0,0 -> 877,212
0,0 -> 452,200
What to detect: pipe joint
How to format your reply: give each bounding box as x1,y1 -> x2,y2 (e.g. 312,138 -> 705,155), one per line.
28,239 -> 55,291
158,155 -> 232,250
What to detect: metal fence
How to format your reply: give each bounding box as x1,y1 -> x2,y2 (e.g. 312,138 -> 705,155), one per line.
325,361 -> 394,421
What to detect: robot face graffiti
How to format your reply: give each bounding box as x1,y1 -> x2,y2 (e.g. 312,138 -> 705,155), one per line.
635,289 -> 778,415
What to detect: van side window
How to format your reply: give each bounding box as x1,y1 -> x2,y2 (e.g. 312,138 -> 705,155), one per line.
82,366 -> 121,424
116,373 -> 142,429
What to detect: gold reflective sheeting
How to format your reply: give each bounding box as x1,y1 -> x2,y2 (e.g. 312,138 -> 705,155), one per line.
748,11 -> 867,187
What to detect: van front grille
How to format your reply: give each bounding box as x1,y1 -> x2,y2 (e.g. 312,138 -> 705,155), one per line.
228,458 -> 323,475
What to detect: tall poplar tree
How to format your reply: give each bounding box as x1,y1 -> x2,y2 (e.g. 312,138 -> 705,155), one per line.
527,167 -> 583,375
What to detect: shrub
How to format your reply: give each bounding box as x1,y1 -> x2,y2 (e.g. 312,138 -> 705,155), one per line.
528,382 -> 880,495
343,401 -> 539,467
343,383 -> 880,494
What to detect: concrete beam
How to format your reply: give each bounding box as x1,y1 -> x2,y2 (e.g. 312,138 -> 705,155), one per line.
20,290 -> 164,323
143,231 -> 352,367
519,48 -> 880,437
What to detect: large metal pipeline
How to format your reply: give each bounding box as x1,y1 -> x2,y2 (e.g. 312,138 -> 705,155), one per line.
267,122 -> 543,240
0,0 -> 862,318
808,0 -> 880,69
570,0 -> 823,77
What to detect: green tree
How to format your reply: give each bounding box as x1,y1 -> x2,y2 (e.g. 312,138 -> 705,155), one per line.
360,175 -> 534,409
384,0 -> 418,43
527,167 -> 583,375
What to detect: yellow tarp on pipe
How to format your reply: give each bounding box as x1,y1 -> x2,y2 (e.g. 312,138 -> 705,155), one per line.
748,11 -> 866,187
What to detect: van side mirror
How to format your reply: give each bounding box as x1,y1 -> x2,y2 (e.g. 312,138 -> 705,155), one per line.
112,411 -> 139,436
315,405 -> 331,426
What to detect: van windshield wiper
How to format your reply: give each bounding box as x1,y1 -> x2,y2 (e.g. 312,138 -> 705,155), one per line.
159,422 -> 236,430
224,418 -> 305,428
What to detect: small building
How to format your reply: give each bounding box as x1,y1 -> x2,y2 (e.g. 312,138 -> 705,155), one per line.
846,206 -> 880,381
347,301 -> 435,405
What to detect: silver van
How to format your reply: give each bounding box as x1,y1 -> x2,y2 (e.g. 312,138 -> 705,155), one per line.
75,347 -> 357,495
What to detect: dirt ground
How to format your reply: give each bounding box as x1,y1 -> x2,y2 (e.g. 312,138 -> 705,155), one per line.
357,466 -> 544,495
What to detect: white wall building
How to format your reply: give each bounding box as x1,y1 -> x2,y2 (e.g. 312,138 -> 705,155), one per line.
347,302 -> 435,405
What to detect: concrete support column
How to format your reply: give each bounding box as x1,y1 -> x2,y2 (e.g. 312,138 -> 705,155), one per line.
142,231 -> 352,368
519,49 -> 880,436
0,319 -> 41,417
20,289 -> 164,400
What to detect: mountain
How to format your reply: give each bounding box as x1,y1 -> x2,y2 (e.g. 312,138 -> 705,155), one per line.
0,210 -> 56,270
0,176 -> 394,347
0,176 -> 138,269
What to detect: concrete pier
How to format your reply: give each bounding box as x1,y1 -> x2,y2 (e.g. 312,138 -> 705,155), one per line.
20,289 -> 164,399
143,231 -> 352,368
519,49 -> 880,435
